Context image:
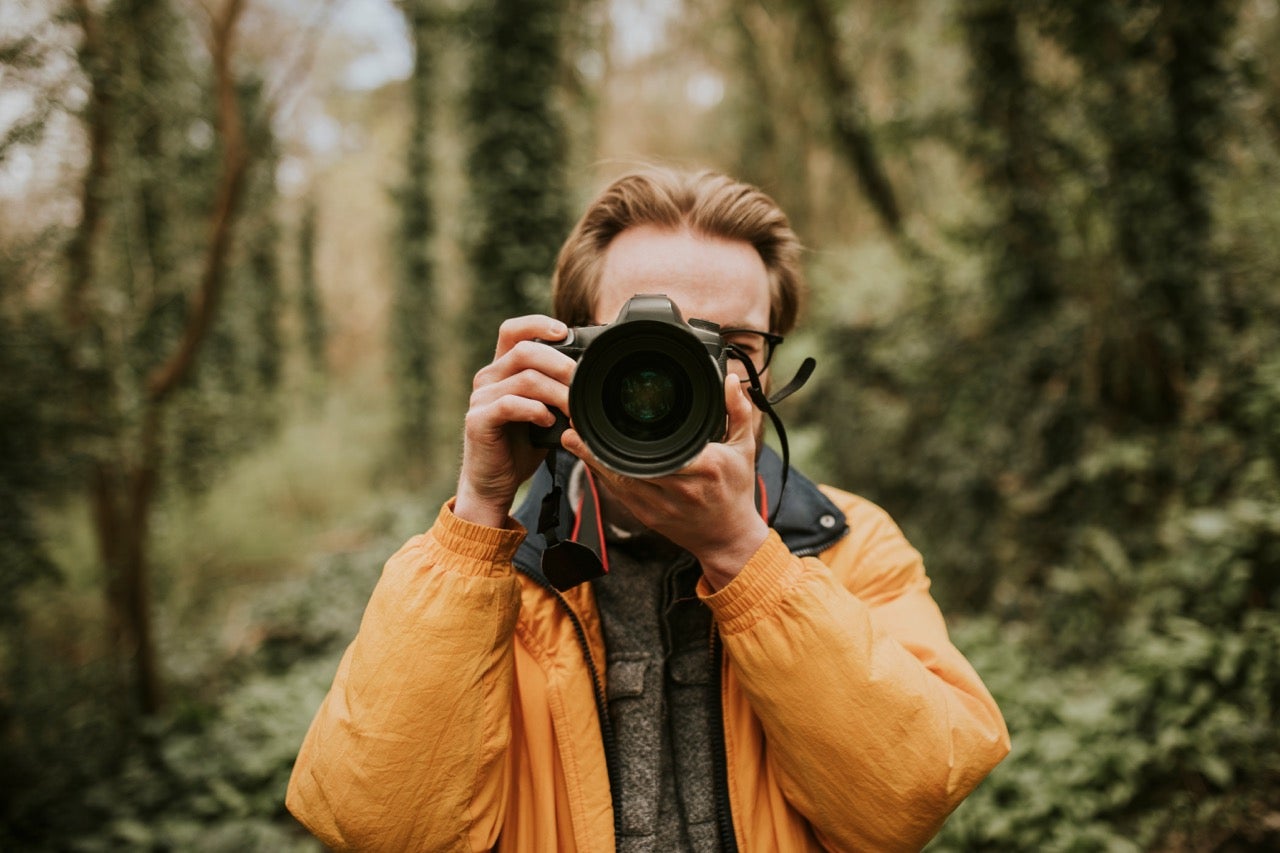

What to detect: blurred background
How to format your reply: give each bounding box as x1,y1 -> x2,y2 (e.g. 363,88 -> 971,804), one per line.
2,0 -> 1279,849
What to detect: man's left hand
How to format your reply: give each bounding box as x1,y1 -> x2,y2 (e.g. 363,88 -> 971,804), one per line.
561,375 -> 769,590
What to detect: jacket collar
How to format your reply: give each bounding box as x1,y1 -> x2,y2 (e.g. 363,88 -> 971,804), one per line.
512,446 -> 849,586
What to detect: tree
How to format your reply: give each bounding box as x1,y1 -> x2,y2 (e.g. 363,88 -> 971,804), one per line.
297,195 -> 328,378
59,0 -> 258,716
960,0 -> 1059,317
390,0 -> 441,484
463,0 -> 572,376
793,0 -> 905,237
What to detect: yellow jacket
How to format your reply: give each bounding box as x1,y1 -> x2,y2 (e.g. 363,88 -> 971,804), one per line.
287,456 -> 1009,851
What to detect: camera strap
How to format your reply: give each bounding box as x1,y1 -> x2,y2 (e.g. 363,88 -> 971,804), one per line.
728,350 -> 817,526
537,450 -> 608,591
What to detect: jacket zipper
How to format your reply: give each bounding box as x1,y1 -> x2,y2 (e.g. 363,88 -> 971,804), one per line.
514,566 -> 623,842
709,627 -> 739,853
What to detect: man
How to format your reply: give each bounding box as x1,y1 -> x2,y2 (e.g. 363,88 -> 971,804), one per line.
286,168 -> 1009,852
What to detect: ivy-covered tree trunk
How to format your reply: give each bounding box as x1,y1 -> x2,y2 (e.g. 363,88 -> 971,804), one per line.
1046,0 -> 1239,423
297,198 -> 327,378
248,201 -> 285,397
727,4 -> 815,236
391,0 -> 440,484
91,425 -> 163,713
463,0 -> 571,376
960,0 -> 1059,317
1159,0 -> 1237,372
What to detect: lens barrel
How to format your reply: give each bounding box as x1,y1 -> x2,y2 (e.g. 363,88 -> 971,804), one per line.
570,317 -> 725,478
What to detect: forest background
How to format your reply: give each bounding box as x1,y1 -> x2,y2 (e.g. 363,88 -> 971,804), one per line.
2,0 -> 1278,849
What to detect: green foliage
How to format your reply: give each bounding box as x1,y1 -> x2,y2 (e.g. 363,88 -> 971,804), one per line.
0,311 -> 77,616
1,482 -> 399,851
0,647 -> 121,847
932,526 -> 1280,851
808,1 -> 1280,848
463,0 -> 572,375
0,581 -> 349,852
0,309 -> 95,839
64,661 -> 333,853
3,0 -> 1279,849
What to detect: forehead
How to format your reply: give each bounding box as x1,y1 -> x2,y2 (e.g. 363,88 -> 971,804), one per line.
593,225 -> 771,329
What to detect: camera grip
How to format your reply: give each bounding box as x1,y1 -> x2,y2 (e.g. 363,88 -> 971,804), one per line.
529,406 -> 571,448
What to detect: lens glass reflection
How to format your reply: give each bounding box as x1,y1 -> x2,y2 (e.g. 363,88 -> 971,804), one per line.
620,368 -> 675,423
604,353 -> 687,441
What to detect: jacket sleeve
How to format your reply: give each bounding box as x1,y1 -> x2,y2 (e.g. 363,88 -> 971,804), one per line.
285,501 -> 526,852
700,490 -> 1010,852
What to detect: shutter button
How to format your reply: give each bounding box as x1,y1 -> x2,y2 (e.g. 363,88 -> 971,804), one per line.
819,514 -> 837,529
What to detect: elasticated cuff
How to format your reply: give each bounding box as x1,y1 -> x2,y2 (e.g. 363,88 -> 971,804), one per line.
428,499 -> 528,572
698,531 -> 804,634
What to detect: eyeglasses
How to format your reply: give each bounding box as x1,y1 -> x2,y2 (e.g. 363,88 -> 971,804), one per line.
720,328 -> 784,372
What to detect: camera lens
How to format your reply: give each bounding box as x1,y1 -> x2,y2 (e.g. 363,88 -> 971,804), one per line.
570,319 -> 725,478
605,355 -> 685,441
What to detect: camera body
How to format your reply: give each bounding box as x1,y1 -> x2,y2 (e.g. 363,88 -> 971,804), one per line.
530,294 -> 729,478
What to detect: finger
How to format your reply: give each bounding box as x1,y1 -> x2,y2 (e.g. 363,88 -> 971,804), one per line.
493,315 -> 568,360
476,338 -> 577,390
465,395 -> 561,441
560,428 -> 604,471
470,369 -> 570,419
560,429 -> 623,490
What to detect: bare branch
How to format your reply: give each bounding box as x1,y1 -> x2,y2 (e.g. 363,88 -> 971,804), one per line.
146,0 -> 251,402
795,0 -> 904,235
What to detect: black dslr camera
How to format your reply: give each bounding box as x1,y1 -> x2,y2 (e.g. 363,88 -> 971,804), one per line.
529,294 -> 730,478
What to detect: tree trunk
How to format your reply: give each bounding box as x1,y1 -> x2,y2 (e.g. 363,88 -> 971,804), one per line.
123,411 -> 163,714
90,440 -> 162,716
795,0 -> 904,236
392,0 -> 439,484
64,0 -> 111,334
961,0 -> 1059,316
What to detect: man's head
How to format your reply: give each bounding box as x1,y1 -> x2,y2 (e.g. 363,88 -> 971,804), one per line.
552,167 -> 804,336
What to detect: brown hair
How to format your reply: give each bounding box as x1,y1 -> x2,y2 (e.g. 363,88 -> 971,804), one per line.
552,167 -> 804,334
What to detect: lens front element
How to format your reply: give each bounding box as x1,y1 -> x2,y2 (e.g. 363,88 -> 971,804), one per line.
608,355 -> 684,441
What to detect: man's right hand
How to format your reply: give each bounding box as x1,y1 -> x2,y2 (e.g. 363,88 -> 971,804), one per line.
454,315 -> 577,529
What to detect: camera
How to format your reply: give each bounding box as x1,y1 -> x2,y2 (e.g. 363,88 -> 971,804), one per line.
529,294 -> 729,478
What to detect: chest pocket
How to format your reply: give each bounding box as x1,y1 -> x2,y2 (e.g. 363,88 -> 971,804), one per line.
606,655 -> 651,700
